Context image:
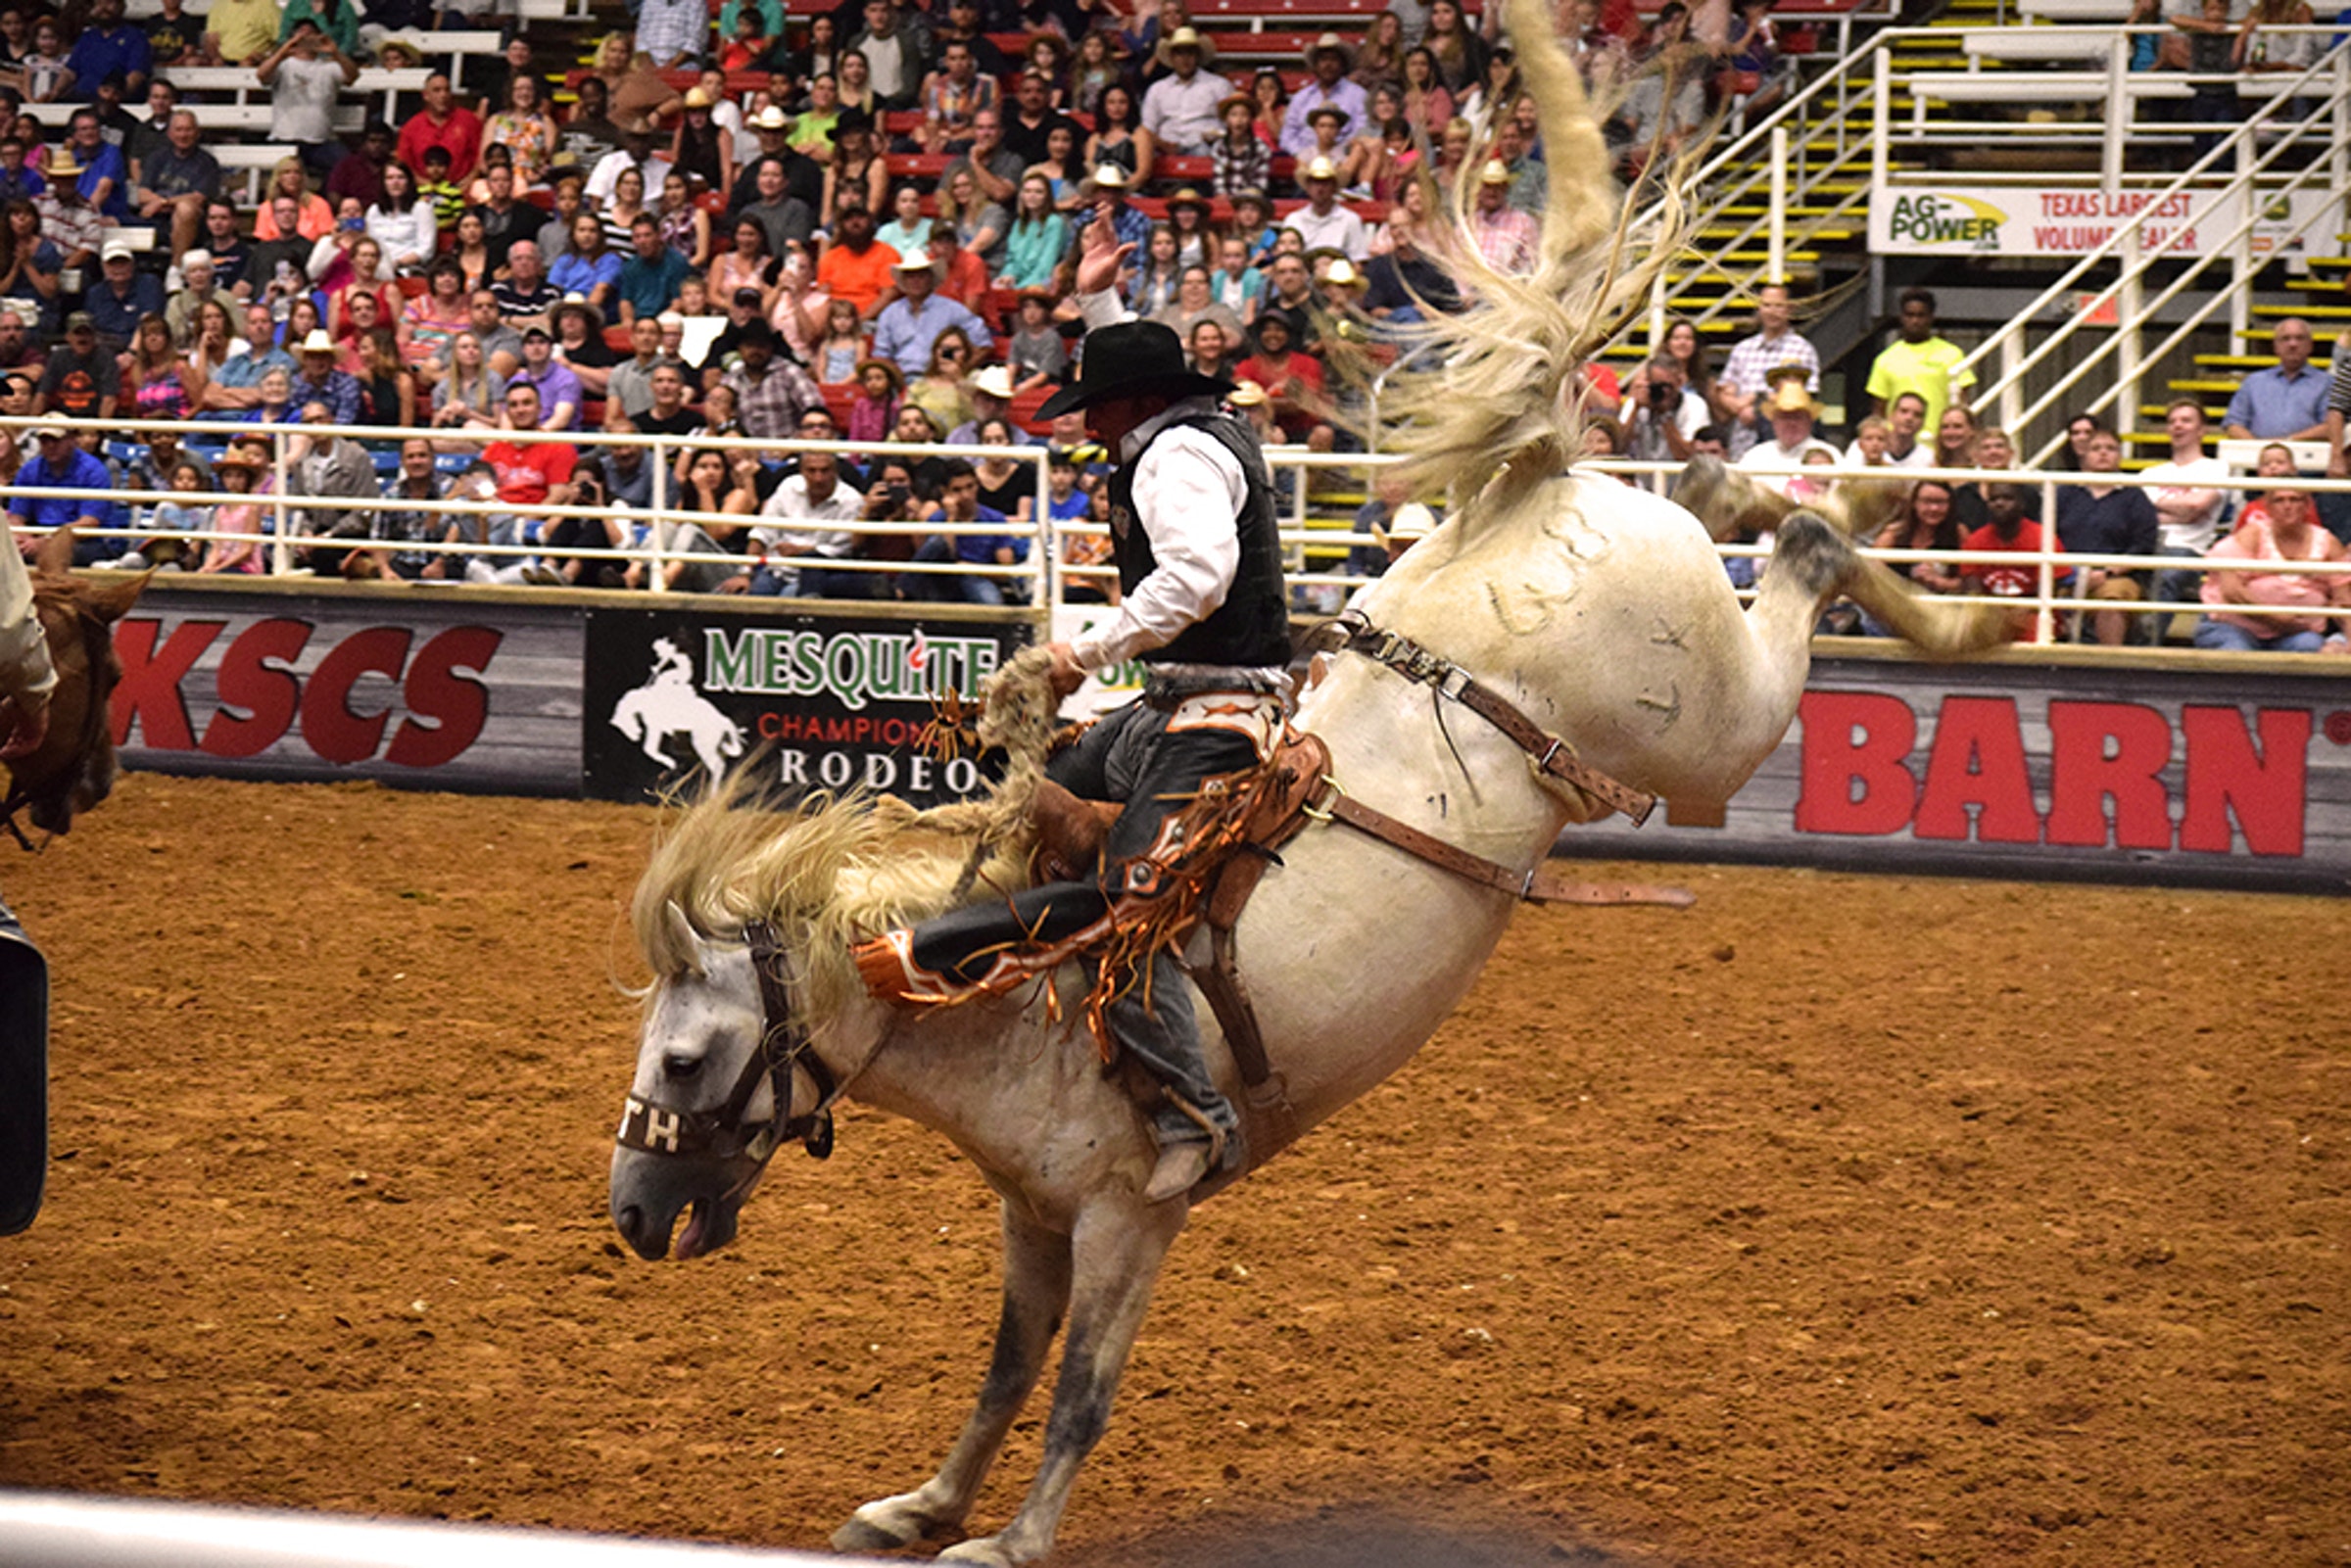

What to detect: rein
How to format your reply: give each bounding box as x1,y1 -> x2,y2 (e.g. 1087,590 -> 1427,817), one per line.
613,921 -> 840,1165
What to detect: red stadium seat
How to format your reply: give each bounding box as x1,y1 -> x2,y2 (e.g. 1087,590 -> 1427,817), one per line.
604,325 -> 635,352
886,152 -> 953,180
1011,385 -> 1053,436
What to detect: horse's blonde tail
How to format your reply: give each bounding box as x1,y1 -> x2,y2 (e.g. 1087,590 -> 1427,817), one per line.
1377,0 -> 1690,517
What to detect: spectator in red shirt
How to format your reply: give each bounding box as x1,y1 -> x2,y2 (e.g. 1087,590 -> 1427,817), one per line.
1234,309 -> 1331,450
1961,481 -> 2066,639
460,380 -> 576,583
923,224 -> 988,311
396,72 -> 485,186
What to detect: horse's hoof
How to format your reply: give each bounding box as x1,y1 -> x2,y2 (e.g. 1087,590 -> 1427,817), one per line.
831,1517 -> 915,1553
937,1536 -> 1022,1568
831,1494 -> 956,1553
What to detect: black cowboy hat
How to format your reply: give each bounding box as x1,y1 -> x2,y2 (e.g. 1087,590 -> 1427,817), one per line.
830,108 -> 876,141
1036,320 -> 1229,421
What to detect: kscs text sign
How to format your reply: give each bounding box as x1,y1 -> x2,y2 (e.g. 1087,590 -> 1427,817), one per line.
112,590 -> 585,793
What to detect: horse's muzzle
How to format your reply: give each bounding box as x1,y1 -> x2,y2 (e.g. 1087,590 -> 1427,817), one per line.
608,1145 -> 751,1261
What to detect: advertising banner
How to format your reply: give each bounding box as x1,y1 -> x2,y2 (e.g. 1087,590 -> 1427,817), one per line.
114,585 -> 584,793
1867,185 -> 2343,261
1556,652 -> 2351,893
580,602 -> 1033,805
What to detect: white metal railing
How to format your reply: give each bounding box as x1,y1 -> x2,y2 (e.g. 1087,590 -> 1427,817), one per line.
16,417 -> 2351,655
1617,13 -> 1895,353
1926,29 -> 2351,457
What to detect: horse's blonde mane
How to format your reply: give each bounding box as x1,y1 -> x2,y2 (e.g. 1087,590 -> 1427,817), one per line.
1378,0 -> 1694,525
630,646 -> 1064,1028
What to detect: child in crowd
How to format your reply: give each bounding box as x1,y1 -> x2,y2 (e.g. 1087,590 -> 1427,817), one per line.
1210,95 -> 1269,198
417,146 -> 465,230
0,138 -> 42,203
720,9 -> 773,72
1006,289 -> 1068,392
1210,236 -> 1263,322
815,298 -> 864,383
847,356 -> 901,446
1229,190 -> 1277,266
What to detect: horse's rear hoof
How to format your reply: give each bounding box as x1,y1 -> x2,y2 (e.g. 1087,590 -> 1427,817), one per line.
831,1518 -> 915,1553
833,1494 -> 960,1553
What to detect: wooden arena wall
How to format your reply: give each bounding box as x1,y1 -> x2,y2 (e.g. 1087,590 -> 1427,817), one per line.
106,582 -> 2351,892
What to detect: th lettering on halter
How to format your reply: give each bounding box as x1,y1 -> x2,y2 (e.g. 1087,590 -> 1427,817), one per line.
613,922 -> 838,1164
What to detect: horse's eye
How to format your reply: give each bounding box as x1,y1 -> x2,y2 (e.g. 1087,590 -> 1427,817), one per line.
662,1052 -> 702,1080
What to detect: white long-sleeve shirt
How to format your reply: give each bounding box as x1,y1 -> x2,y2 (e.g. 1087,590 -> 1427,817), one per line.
1068,288 -> 1250,673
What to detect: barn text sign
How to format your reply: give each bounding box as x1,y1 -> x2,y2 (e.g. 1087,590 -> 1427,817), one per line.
1559,653 -> 2351,892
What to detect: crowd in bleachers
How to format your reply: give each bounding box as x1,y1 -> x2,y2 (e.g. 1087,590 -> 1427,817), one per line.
0,0 -> 2339,645
0,0 -> 1814,595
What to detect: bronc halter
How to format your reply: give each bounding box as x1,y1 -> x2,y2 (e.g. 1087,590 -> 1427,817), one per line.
614,922 -> 840,1165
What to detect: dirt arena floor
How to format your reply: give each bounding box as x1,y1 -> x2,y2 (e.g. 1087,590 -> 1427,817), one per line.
0,774 -> 2346,1567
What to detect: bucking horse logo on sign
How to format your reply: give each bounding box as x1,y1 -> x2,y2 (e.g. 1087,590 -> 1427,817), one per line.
608,637 -> 746,781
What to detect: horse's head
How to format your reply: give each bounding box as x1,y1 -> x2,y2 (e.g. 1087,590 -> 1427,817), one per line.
9,530 -> 143,837
609,905 -> 828,1262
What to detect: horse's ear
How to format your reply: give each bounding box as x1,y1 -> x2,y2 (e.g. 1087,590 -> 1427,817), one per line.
665,900 -> 707,978
77,569 -> 149,623
30,526 -> 74,580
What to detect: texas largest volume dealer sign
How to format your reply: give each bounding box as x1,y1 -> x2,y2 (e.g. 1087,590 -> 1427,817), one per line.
111,587 -> 2351,891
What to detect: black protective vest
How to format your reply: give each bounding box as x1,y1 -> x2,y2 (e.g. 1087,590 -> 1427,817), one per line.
1105,407 -> 1291,668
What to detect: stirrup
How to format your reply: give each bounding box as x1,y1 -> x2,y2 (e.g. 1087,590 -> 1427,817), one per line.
1143,1096 -> 1235,1203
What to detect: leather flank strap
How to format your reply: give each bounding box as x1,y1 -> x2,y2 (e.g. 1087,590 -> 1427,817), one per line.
1321,791 -> 1693,910
1323,615 -> 1657,826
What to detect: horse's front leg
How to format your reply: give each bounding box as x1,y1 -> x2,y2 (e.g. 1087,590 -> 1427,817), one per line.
939,1196 -> 1187,1567
832,1200 -> 1074,1553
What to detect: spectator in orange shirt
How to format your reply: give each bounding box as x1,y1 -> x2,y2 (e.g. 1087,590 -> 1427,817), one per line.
816,200 -> 901,319
923,225 -> 988,311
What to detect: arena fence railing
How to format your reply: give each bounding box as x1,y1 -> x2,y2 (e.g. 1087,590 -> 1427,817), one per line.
7,415 -> 2349,652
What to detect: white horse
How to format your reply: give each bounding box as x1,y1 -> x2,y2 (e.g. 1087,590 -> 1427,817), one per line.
603,5 -> 2001,1559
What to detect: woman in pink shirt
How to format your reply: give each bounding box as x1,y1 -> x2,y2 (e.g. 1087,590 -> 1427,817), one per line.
2195,484 -> 2351,651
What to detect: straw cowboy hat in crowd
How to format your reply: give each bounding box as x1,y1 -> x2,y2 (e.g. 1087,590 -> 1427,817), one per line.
1372,501 -> 1436,550
1155,24 -> 1216,69
970,363 -> 1017,401
1303,30 -> 1355,71
1763,364 -> 1820,417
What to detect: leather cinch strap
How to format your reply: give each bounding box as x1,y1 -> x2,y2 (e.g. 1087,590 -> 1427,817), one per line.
1321,613 -> 1657,826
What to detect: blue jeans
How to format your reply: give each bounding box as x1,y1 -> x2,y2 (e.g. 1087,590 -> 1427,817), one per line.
2192,619 -> 2325,653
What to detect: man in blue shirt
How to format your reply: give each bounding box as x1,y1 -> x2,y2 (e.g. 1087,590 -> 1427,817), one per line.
83,242 -> 162,351
2223,316 -> 2329,443
62,0 -> 152,99
11,424 -> 121,566
64,110 -> 129,220
616,214 -> 690,325
902,458 -> 1023,604
870,254 -> 991,377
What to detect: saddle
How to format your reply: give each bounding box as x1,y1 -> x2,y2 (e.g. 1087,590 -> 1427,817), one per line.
1030,728 -> 1333,1169
1029,724 -> 1691,1177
